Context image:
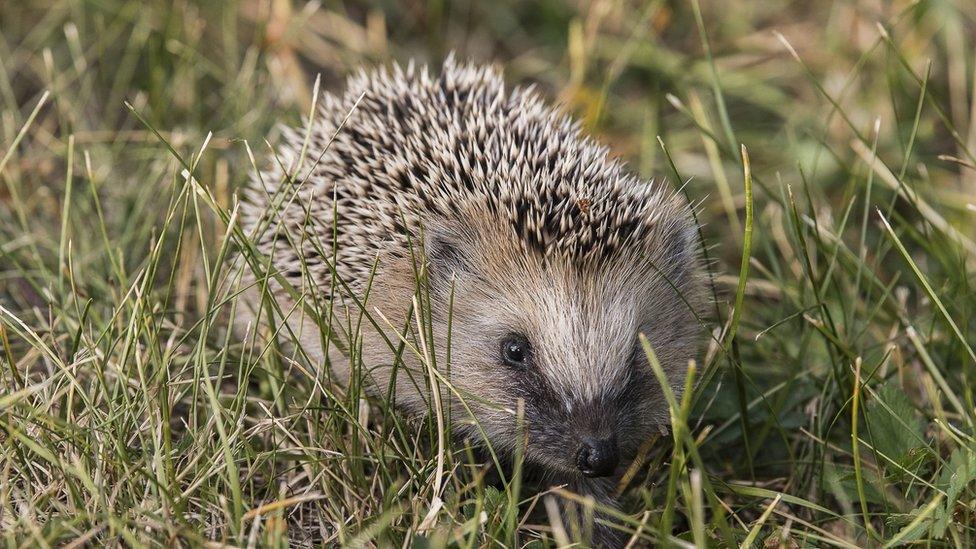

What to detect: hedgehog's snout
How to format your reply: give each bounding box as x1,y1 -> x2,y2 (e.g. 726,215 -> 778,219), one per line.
575,436 -> 619,478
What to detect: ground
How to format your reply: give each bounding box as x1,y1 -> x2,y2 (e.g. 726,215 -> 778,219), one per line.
1,0 -> 975,546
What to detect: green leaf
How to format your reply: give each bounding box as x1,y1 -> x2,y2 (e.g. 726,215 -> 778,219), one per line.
931,447 -> 976,537
864,381 -> 926,468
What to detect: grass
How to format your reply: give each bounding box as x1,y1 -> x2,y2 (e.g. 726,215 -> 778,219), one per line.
2,0 -> 976,546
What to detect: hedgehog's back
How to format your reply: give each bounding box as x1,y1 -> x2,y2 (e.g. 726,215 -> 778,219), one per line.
242,57 -> 691,295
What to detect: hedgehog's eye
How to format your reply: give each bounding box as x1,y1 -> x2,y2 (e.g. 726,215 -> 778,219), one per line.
500,334 -> 531,368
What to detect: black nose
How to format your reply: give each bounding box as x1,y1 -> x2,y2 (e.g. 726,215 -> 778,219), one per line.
576,437 -> 619,477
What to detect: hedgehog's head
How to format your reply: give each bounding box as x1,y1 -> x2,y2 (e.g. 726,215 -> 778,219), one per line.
413,188 -> 703,479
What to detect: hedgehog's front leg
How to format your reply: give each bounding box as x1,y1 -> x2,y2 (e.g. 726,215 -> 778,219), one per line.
552,477 -> 627,548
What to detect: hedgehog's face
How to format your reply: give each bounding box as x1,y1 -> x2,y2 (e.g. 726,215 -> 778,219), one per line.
422,219 -> 700,479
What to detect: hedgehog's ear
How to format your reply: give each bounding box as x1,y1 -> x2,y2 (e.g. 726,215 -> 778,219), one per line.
423,226 -> 473,286
665,221 -> 699,273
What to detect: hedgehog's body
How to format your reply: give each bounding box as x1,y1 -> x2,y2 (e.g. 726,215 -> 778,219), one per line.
240,58 -> 703,546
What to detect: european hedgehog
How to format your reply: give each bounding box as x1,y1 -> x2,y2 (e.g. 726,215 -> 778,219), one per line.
239,56 -> 703,545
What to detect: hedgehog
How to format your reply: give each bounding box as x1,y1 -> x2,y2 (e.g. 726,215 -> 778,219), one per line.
238,56 -> 704,546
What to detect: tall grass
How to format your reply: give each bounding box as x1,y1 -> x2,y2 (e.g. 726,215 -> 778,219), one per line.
2,0 -> 975,546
